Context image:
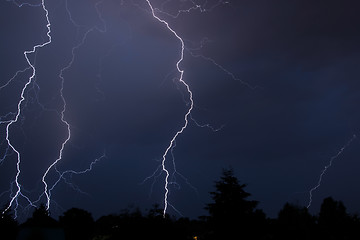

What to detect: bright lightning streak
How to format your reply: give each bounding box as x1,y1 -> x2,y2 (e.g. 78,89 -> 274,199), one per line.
2,0 -> 52,217
145,0 -> 248,216
1,0 -> 248,219
41,28 -> 90,211
142,140 -> 199,202
1,0 -> 109,216
42,0 -> 107,211
145,0 -> 193,217
307,134 -> 357,208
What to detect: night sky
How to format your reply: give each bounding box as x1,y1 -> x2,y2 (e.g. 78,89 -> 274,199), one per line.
1,0 -> 360,221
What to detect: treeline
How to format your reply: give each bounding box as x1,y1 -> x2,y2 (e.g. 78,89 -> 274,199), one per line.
1,169 -> 360,240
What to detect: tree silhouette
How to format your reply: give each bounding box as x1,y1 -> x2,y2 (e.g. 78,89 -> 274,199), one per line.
6,167 -> 360,240
318,197 -> 352,239
147,203 -> 164,219
93,206 -> 176,240
19,204 -> 63,240
59,208 -> 94,240
22,203 -> 58,228
319,197 -> 347,226
205,168 -> 265,239
276,203 -> 315,239
0,204 -> 18,240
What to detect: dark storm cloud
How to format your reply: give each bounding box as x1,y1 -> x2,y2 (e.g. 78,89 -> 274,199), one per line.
174,0 -> 360,216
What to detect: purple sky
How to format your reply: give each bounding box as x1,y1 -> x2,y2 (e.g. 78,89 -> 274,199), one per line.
1,0 -> 360,221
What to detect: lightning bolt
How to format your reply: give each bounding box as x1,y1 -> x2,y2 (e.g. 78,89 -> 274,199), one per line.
1,0 -> 108,217
144,0 -> 255,216
156,0 -> 229,18
185,37 -> 257,89
42,0 -> 108,211
48,152 -> 107,200
6,0 -> 41,8
168,140 -> 199,195
145,0 -> 194,217
2,0 -> 52,217
0,67 -> 31,92
2,0 -> 251,219
307,134 -> 357,208
141,140 -> 199,205
41,27 -> 92,211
